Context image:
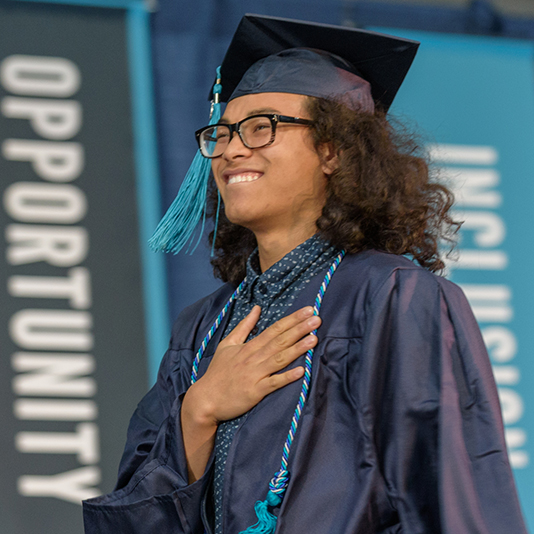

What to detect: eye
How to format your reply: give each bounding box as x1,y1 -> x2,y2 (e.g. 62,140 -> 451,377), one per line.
253,123 -> 269,132
245,119 -> 271,136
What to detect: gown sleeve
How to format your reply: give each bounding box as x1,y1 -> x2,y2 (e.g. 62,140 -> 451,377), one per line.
82,330 -> 213,534
359,267 -> 527,534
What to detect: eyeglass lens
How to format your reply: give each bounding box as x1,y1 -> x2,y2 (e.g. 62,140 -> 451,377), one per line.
200,116 -> 273,157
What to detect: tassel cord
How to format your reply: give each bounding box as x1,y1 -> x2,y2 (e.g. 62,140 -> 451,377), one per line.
149,66 -> 222,254
239,250 -> 345,534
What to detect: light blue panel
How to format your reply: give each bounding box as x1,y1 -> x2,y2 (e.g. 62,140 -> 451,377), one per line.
127,4 -> 170,384
378,28 -> 534,530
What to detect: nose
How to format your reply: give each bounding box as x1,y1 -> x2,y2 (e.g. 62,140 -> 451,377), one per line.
222,130 -> 252,160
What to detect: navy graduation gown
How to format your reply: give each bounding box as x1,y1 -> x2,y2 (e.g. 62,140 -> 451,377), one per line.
83,251 -> 527,534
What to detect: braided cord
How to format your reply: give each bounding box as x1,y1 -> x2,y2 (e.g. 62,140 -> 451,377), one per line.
191,280 -> 245,384
190,249 -> 345,516
268,250 -> 345,497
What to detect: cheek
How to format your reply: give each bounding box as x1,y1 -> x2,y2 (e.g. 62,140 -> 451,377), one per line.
287,155 -> 326,193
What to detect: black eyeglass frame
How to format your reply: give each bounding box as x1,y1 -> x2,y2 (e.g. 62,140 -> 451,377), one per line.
195,114 -> 314,158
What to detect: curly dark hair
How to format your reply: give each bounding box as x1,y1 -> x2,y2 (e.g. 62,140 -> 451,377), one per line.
208,97 -> 459,284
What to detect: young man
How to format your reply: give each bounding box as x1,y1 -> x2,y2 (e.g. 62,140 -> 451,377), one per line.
83,15 -> 527,534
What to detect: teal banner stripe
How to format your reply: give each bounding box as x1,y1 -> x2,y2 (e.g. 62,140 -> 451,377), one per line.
127,4 -> 170,384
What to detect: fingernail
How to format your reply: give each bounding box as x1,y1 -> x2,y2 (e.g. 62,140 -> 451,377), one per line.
300,306 -> 314,318
308,316 -> 321,327
305,334 -> 317,345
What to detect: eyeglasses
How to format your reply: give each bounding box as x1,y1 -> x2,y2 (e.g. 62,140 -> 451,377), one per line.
195,114 -> 314,159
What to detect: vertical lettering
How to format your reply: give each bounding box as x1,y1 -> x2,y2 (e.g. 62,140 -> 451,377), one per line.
18,466 -> 101,504
9,310 -> 93,351
1,55 -> 80,97
6,224 -> 88,266
4,182 -> 87,223
1,97 -> 82,139
16,423 -> 99,464
8,267 -> 91,308
2,140 -> 84,181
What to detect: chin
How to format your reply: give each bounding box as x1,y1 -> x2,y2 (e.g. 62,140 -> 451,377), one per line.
224,210 -> 254,228
224,203 -> 260,224
225,212 -> 270,235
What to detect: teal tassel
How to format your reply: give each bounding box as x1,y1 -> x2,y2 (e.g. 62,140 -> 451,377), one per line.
149,66 -> 222,254
240,491 -> 282,534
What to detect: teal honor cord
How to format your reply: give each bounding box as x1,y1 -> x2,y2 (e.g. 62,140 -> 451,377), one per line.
191,250 -> 345,534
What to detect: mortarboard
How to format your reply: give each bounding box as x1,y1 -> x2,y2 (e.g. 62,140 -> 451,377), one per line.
149,14 -> 420,255
216,14 -> 419,111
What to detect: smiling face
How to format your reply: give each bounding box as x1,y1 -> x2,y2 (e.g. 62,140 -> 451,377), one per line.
211,93 -> 331,241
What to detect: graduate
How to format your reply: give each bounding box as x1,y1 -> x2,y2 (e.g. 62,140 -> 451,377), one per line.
83,14 -> 527,534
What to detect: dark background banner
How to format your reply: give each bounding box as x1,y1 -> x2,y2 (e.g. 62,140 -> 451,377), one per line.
0,2 -> 150,532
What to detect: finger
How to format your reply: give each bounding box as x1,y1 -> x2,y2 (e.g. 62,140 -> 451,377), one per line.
260,366 -> 305,396
263,306 -> 316,339
255,314 -> 321,359
252,306 -> 316,350
223,305 -> 261,345
261,333 -> 318,374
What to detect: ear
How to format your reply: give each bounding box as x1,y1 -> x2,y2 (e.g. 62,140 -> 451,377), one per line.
317,143 -> 339,176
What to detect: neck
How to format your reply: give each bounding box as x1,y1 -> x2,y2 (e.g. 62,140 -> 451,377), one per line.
255,225 -> 317,272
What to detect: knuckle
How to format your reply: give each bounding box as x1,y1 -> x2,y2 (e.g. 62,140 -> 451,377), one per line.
273,336 -> 286,350
265,376 -> 279,393
270,321 -> 284,335
283,373 -> 293,385
274,352 -> 285,365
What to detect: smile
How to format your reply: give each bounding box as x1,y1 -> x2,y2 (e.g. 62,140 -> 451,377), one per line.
227,172 -> 262,185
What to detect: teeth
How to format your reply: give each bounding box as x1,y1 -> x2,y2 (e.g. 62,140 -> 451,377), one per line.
227,173 -> 261,184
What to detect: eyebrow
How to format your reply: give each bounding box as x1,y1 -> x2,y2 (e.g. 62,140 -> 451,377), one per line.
219,107 -> 281,124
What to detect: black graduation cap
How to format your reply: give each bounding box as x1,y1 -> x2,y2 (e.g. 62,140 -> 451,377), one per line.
214,14 -> 420,112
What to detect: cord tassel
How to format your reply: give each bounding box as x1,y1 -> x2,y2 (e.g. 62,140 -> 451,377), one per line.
149,66 -> 222,254
240,491 -> 282,534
